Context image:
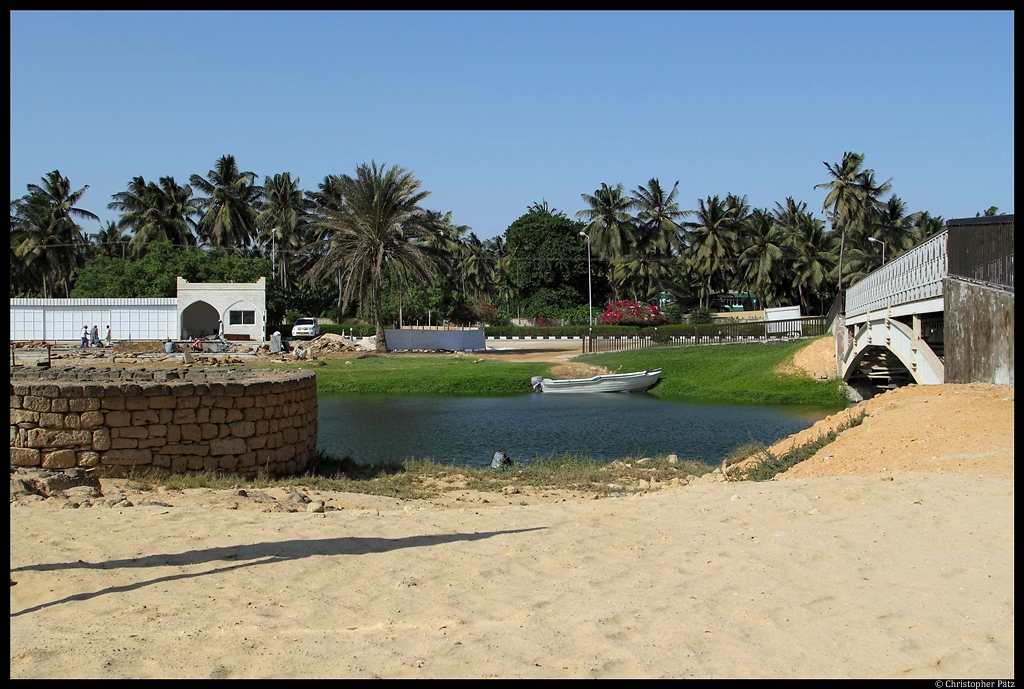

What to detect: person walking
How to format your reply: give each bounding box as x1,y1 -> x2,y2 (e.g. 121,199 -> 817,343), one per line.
81,324 -> 89,348
105,325 -> 112,347
90,325 -> 100,347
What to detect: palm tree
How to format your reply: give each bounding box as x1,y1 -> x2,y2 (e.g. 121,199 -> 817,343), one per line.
92,220 -> 130,259
686,195 -> 737,308
576,183 -> 636,298
11,170 -> 98,297
191,155 -> 263,250
304,162 -> 442,351
775,198 -> 833,313
737,208 -> 785,308
631,178 -> 688,302
871,195 -> 920,264
814,152 -> 891,292
257,172 -> 308,291
108,175 -> 199,255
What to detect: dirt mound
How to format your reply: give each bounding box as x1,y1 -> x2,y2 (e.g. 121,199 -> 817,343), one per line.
774,335 -> 837,380
734,383 -> 1014,480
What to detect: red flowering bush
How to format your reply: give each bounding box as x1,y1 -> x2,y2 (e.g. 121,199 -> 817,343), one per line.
599,301 -> 667,326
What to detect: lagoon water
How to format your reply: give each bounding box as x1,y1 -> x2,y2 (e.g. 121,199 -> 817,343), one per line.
317,393 -> 838,469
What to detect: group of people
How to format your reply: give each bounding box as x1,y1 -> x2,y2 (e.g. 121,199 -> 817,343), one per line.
81,324 -> 112,348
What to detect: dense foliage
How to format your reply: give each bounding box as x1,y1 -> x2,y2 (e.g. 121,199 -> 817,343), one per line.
12,152 -> 969,334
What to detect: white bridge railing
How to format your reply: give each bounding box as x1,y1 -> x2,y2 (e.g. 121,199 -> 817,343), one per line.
845,230 -> 948,318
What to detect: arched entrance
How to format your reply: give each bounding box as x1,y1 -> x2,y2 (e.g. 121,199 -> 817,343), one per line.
180,301 -> 220,340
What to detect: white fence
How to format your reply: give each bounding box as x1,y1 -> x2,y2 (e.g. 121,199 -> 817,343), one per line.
845,230 -> 948,319
10,298 -> 178,341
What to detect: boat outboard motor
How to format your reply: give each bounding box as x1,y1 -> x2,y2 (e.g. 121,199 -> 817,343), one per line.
491,451 -> 513,468
531,376 -> 544,392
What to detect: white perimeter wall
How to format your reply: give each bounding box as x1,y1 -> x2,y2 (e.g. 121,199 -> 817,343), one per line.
11,298 -> 177,341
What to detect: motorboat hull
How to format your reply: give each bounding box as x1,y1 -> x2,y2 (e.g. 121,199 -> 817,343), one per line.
531,369 -> 662,393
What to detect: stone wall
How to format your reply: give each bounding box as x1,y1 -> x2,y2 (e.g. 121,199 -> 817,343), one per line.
10,367 -> 318,476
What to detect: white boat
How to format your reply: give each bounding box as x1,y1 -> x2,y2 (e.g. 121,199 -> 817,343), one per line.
531,369 -> 662,394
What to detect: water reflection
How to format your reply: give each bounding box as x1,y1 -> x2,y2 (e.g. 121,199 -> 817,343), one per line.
317,394 -> 837,469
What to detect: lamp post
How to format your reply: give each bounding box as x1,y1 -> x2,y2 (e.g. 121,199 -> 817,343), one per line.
579,231 -> 592,327
868,237 -> 885,266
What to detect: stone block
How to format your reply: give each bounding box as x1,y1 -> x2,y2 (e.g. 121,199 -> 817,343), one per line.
77,450 -> 100,467
148,395 -> 178,409
10,409 -> 39,425
176,395 -> 200,410
171,409 -> 197,425
39,412 -> 64,428
80,411 -> 104,428
100,448 -> 153,465
42,449 -> 78,469
126,396 -> 150,411
210,437 -> 246,455
91,427 -> 111,451
118,426 -> 149,439
105,410 -> 131,427
180,424 -> 202,442
23,396 -> 52,412
50,398 -> 69,412
10,447 -> 41,466
69,398 -> 101,412
100,396 -> 126,411
229,421 -> 255,438
131,410 -> 160,425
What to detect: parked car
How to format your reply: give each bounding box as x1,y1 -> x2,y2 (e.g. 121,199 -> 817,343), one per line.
291,317 -> 321,339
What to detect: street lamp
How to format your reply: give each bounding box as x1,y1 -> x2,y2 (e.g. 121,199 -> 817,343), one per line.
868,237 -> 885,266
579,231 -> 592,327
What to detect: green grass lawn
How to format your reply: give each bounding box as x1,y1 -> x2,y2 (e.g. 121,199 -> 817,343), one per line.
260,337 -> 845,407
579,338 -> 846,406
266,355 -> 553,396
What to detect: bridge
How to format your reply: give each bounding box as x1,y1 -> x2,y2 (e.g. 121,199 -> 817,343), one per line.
836,215 -> 1014,397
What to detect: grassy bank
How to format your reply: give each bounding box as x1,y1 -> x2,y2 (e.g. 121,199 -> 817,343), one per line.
261,339 -> 844,405
271,356 -> 553,396
580,339 -> 845,406
122,451 -> 718,501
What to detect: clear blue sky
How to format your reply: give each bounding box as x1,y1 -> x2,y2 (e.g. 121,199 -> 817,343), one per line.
10,10 -> 1015,240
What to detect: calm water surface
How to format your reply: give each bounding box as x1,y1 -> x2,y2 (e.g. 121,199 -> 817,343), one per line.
317,393 -> 839,468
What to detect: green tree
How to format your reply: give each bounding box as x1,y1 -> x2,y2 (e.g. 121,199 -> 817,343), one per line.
737,208 -> 785,308
775,198 -> 833,314
504,204 -> 590,321
91,220 -> 130,259
11,170 -> 99,297
686,195 -> 738,308
108,175 -> 199,255
257,172 -> 309,291
303,162 -> 442,352
576,183 -> 635,299
629,178 -> 688,302
814,152 -> 891,291
191,154 -> 263,250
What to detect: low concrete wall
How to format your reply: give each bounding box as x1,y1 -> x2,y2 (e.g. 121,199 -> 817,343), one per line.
944,278 -> 1014,385
10,367 -> 318,476
384,328 -> 485,351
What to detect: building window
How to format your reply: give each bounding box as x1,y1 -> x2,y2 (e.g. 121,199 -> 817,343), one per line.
229,310 -> 255,325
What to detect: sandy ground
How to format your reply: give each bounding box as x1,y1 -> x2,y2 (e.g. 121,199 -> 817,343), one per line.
9,338 -> 1015,678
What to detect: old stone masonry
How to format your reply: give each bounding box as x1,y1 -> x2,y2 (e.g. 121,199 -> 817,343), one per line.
10,366 -> 318,476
